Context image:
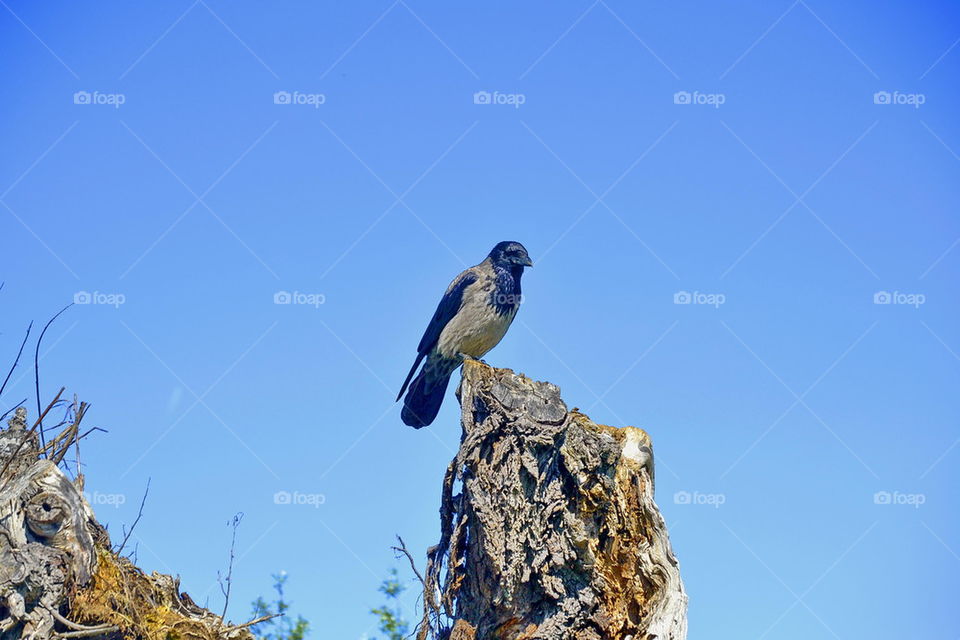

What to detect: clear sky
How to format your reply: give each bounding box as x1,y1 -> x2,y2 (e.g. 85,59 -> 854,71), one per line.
2,1 -> 958,638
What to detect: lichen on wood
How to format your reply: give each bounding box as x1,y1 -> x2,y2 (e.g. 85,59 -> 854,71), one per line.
0,405 -> 257,640
420,361 -> 687,640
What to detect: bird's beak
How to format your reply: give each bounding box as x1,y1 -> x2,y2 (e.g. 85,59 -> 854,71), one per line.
521,256 -> 533,267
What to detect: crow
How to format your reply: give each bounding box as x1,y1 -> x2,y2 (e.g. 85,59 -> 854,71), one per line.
397,241 -> 533,428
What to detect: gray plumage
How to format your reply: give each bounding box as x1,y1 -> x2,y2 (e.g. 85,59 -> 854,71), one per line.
398,241 -> 533,428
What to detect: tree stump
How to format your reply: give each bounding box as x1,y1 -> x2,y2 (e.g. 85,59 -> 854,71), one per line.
421,361 -> 687,640
0,406 -> 256,640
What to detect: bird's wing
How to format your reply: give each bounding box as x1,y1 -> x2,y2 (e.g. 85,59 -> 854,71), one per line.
417,268 -> 479,354
397,269 -> 478,401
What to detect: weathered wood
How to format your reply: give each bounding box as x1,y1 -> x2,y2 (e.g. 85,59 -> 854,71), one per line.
0,407 -> 255,640
422,361 -> 687,640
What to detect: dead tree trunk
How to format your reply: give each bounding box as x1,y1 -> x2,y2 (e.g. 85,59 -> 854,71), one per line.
421,361 -> 687,640
0,406 -> 258,640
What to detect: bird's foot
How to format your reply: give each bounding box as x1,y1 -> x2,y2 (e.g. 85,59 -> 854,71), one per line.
458,353 -> 488,365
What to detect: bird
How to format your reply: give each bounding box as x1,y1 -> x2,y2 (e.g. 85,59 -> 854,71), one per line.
397,241 -> 533,428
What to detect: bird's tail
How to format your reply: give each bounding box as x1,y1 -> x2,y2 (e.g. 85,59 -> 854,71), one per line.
396,352 -> 425,402
401,359 -> 456,428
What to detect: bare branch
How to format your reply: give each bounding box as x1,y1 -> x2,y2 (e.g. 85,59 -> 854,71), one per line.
392,535 -> 437,640
50,608 -> 117,633
115,477 -> 150,555
218,512 -> 244,624
0,321 -> 32,397
0,399 -> 27,422
52,627 -> 120,639
225,612 -> 283,632
0,388 -> 65,493
34,303 -> 73,452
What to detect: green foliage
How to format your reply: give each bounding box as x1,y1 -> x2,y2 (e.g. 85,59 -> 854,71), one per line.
251,572 -> 310,640
370,568 -> 408,640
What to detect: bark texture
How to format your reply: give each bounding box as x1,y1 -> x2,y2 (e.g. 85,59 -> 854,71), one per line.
422,361 -> 686,640
0,407 -> 255,640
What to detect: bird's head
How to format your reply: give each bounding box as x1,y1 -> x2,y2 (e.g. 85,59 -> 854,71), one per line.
488,241 -> 533,268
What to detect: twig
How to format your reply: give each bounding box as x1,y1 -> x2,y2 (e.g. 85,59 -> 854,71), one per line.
45,400 -> 89,464
225,612 -> 283,632
0,399 -> 26,422
34,303 -> 72,453
77,426 -> 107,441
0,388 -> 64,493
72,397 -> 84,488
32,387 -> 65,431
78,425 -> 106,439
50,609 -> 115,633
392,535 -> 437,640
219,512 -> 244,623
392,536 -> 428,592
0,321 -> 32,398
115,478 -> 150,555
52,626 -> 119,639
49,604 -> 119,637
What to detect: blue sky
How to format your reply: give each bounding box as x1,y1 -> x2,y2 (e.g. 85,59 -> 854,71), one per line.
1,1 -> 958,638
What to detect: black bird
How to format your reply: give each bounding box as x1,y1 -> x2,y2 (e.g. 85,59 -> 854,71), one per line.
397,241 -> 533,428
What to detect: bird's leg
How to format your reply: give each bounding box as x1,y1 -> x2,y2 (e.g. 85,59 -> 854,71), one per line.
458,352 -> 489,365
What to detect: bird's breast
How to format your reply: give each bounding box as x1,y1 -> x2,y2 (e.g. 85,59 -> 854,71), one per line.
436,281 -> 518,359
